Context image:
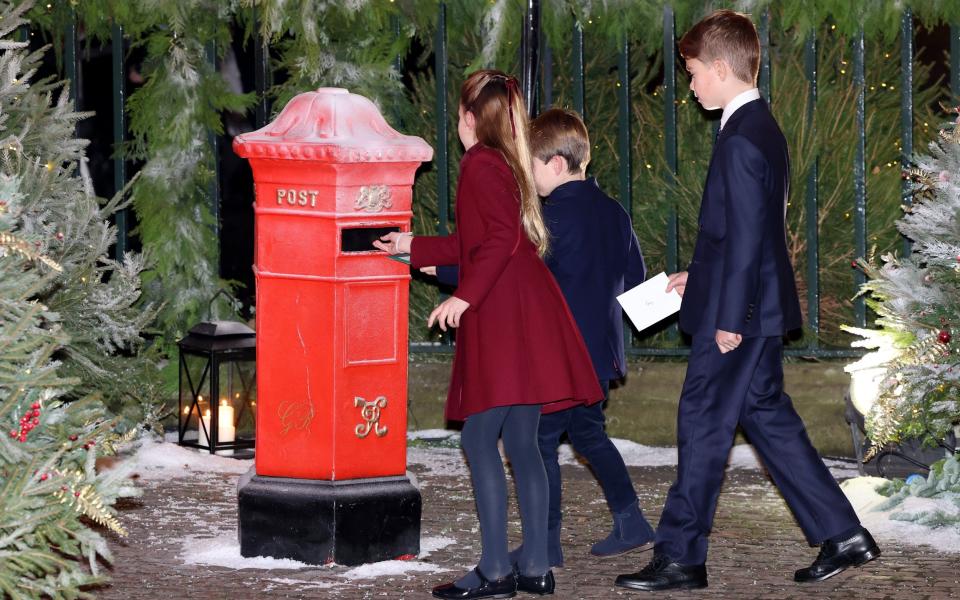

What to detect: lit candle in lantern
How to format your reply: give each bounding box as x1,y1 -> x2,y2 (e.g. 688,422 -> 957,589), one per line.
200,409 -> 212,448
218,399 -> 236,444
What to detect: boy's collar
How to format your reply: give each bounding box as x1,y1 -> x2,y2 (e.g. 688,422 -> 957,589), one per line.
720,88 -> 761,130
547,177 -> 597,200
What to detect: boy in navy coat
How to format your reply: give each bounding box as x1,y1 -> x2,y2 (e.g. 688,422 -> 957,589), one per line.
615,10 -> 879,593
433,108 -> 656,566
527,109 -> 655,565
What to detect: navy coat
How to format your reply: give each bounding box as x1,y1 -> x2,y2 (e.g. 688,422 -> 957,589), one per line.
679,99 -> 803,338
438,177 -> 645,381
541,179 -> 646,380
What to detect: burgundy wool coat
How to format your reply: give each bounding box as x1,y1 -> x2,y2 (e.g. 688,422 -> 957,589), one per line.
410,144 -> 603,422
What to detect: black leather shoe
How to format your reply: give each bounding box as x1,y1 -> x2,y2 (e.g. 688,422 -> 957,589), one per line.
432,567 -> 518,599
513,564 -> 555,595
615,554 -> 707,591
795,526 -> 881,583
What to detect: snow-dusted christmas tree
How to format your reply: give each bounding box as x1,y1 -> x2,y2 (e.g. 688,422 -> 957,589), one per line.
0,127 -> 135,599
1,0 -> 162,427
0,0 -> 153,594
844,104 -> 960,452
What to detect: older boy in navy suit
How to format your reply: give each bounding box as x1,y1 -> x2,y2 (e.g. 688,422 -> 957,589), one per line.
615,10 -> 879,593
434,108 -> 656,566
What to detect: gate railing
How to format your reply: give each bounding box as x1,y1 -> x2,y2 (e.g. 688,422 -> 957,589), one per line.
48,4 -> 960,359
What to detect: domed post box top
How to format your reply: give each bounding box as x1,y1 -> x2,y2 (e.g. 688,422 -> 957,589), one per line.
233,88 -> 433,164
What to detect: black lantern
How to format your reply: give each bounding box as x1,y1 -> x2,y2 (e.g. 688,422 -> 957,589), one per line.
845,392 -> 956,478
178,319 -> 256,456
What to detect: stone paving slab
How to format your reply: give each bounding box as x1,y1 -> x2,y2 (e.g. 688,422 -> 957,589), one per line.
94,449 -> 960,600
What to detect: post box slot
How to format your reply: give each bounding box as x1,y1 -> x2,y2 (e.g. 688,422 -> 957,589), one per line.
341,226 -> 400,253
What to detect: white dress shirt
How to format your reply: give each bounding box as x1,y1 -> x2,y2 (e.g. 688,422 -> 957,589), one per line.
720,88 -> 761,130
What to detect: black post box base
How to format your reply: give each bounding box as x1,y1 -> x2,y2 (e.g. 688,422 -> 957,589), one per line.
237,467 -> 422,566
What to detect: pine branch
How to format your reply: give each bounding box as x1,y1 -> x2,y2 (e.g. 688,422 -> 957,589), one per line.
0,231 -> 61,271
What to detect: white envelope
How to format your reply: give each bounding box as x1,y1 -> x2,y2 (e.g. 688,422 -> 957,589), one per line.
616,272 -> 682,332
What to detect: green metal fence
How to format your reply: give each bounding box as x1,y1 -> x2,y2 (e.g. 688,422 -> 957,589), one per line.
51,4 -> 960,360
408,3 -> 960,359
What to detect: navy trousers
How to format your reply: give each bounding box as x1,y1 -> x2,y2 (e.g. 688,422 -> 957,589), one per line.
538,381 -> 638,530
654,335 -> 860,565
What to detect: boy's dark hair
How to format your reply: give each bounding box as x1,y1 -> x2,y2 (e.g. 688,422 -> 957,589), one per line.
678,10 -> 759,85
530,108 -> 590,174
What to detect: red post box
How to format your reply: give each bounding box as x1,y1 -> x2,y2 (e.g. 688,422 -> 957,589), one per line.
233,88 -> 432,566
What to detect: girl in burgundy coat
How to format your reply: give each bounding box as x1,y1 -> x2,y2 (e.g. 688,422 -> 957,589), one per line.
377,70 -> 601,599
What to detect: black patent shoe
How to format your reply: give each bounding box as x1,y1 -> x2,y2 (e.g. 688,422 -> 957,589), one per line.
432,567 -> 518,599
794,526 -> 881,583
513,564 -> 555,595
615,554 -> 707,592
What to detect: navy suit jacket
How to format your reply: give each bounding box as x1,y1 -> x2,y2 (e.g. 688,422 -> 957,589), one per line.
439,178 -> 645,381
679,98 -> 802,338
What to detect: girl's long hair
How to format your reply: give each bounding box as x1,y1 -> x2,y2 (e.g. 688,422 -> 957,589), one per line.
460,69 -> 548,257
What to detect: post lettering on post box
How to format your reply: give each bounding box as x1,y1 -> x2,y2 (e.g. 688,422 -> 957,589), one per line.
276,187 -> 320,207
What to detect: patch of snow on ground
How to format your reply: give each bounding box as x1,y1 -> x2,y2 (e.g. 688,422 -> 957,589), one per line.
727,444 -> 762,469
181,529 -> 454,575
262,578 -> 337,591
822,457 -> 863,480
406,432 -> 857,481
407,447 -> 468,477
182,533 -> 312,570
420,535 -> 457,558
842,476 -> 960,554
408,429 -> 460,442
613,439 -> 678,467
724,445 -> 861,480
341,559 -> 448,580
123,436 -> 253,480
558,439 -> 678,467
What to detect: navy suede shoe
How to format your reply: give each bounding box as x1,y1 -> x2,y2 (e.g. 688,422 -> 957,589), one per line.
591,500 -> 655,557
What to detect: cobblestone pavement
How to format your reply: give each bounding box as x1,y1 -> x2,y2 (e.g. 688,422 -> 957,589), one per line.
95,447 -> 960,600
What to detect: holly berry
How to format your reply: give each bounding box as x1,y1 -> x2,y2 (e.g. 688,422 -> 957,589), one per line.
68,434 -> 78,441
73,491 -> 80,498
939,330 -> 952,344
39,473 -> 48,481
13,404 -> 45,443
